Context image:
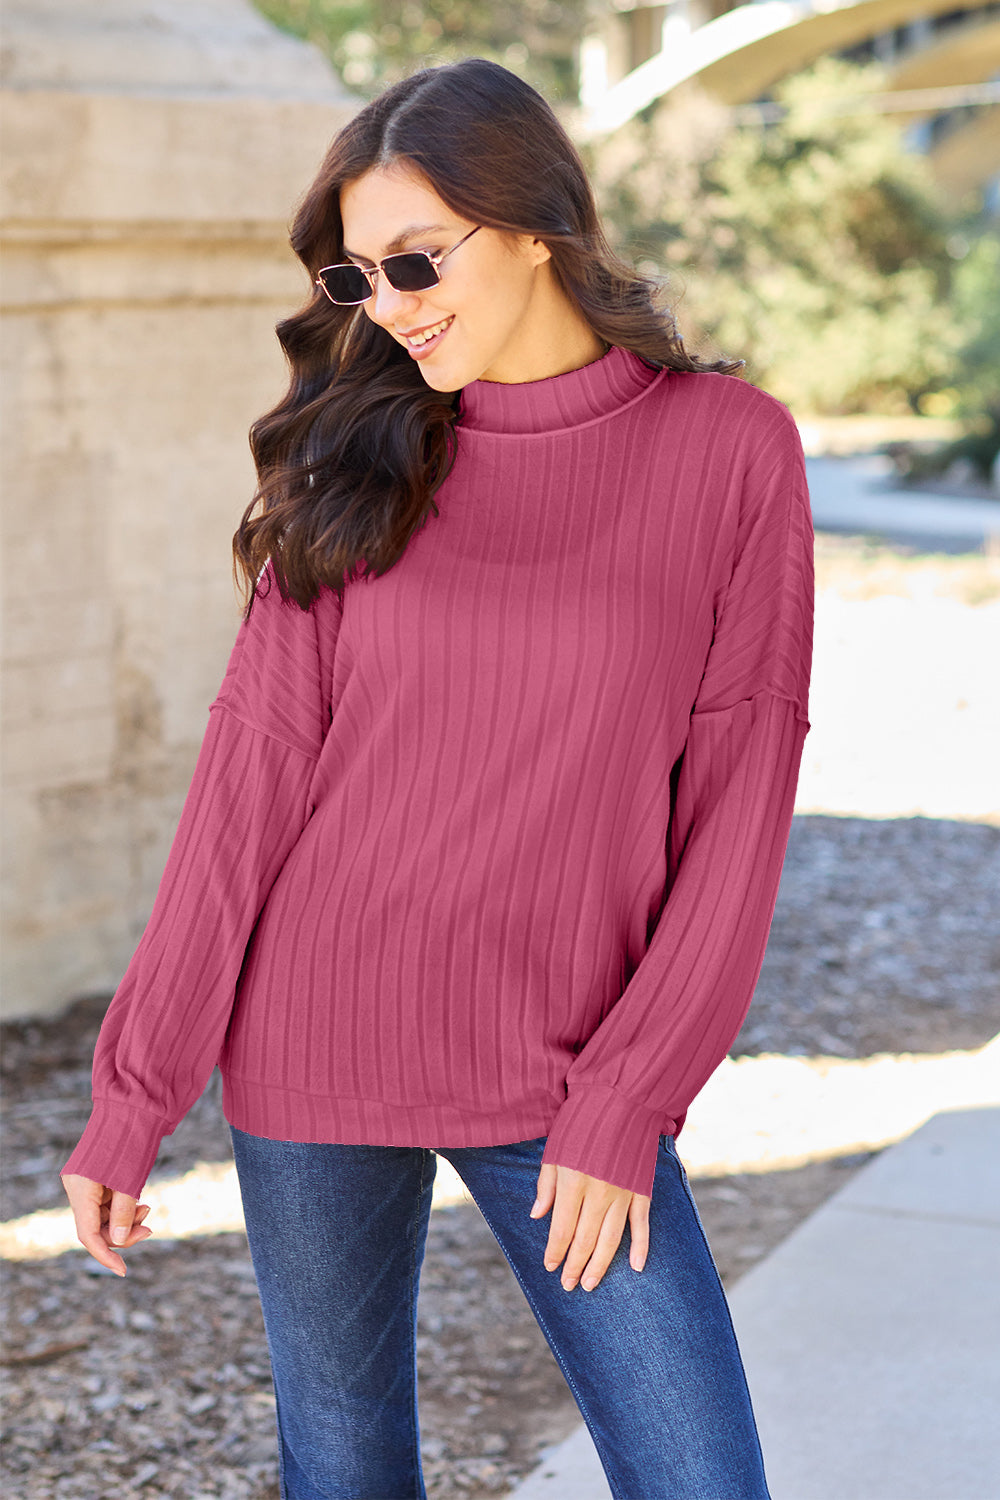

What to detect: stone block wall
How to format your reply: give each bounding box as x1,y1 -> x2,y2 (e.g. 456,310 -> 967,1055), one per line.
1,1 -> 356,1016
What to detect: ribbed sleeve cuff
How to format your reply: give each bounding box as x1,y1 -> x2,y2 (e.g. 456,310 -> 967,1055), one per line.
60,1101 -> 168,1200
541,1084 -> 673,1200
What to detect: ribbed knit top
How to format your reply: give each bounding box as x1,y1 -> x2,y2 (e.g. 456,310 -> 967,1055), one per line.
63,346 -> 814,1201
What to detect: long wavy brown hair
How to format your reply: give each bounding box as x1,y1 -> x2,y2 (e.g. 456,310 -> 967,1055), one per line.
234,57 -> 741,613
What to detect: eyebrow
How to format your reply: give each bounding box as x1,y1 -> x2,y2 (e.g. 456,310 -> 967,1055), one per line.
342,223 -> 454,263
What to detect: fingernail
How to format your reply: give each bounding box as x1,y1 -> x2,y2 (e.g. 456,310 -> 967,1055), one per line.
111,1227 -> 127,1246
561,1277 -> 576,1292
529,1201 -> 542,1217
544,1258 -> 557,1271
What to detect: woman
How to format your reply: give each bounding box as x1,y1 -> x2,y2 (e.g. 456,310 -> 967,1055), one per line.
62,58 -> 813,1499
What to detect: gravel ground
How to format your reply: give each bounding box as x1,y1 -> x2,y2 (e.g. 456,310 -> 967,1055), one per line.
3,539 -> 998,1500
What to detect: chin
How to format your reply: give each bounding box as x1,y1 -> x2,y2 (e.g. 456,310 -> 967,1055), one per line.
417,363 -> 467,394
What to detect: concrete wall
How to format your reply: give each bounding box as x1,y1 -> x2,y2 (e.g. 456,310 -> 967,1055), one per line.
1,1 -> 357,1017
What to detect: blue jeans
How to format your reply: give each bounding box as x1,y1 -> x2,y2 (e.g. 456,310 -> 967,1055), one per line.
230,1127 -> 770,1500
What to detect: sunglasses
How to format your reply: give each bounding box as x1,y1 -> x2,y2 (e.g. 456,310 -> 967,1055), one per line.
315,226 -> 482,305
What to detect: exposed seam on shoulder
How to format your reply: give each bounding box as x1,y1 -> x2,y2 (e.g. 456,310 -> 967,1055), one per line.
691,689 -> 809,721
209,700 -> 322,764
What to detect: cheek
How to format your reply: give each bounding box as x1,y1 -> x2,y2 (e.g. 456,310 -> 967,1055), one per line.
482,286 -> 533,348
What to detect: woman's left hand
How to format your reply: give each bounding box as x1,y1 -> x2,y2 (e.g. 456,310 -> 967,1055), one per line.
530,1162 -> 650,1291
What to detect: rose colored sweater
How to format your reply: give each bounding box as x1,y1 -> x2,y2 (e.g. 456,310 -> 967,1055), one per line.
63,346 -> 813,1201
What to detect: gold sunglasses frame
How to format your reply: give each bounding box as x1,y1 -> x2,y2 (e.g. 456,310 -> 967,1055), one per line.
316,226 -> 482,305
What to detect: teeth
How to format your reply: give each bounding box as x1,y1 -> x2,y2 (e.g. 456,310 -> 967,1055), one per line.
406,317 -> 452,347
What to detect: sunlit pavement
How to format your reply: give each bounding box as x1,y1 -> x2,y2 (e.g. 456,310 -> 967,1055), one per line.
797,456 -> 999,826
679,1036 -> 1000,1175
797,584 -> 999,826
805,454 -> 1000,552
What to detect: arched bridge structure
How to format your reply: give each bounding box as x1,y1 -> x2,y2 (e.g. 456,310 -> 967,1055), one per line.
578,0 -> 1000,199
887,11 -> 1000,200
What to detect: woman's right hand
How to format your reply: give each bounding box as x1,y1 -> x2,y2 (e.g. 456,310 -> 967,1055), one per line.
61,1174 -> 153,1277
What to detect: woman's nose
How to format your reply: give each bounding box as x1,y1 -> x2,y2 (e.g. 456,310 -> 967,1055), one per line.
366,274 -> 420,329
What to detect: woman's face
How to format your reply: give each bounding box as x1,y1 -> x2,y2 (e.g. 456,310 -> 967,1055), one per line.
338,161 -> 556,391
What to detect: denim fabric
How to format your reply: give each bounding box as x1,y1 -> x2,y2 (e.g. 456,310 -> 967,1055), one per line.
230,1126 -> 770,1500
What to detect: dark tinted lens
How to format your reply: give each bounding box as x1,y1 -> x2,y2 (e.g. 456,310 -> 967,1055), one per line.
382,252 -> 439,292
318,265 -> 371,303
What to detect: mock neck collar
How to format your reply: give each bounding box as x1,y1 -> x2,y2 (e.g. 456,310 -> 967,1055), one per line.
456,344 -> 665,436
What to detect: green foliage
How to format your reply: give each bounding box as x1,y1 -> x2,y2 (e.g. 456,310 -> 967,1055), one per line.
254,0 -> 586,100
949,233 -> 1000,420
903,232 -> 1000,479
590,58 -> 972,416
253,0 -> 370,75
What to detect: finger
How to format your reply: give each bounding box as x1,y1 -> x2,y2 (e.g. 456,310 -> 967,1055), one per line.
563,1197 -> 629,1290
61,1176 -> 127,1278
628,1194 -> 651,1272
530,1163 -> 557,1220
579,1199 -> 632,1291
101,1192 -> 151,1265
82,1228 -> 128,1276
108,1190 -> 139,1248
546,1175 -> 623,1284
117,1211 -> 154,1248
543,1170 -> 587,1270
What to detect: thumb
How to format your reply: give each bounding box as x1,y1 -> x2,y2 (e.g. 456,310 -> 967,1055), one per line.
529,1162 -> 557,1219
109,1189 -> 139,1246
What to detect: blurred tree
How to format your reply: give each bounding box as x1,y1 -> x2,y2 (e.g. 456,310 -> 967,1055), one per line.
253,1 -> 368,83
945,233 -> 1000,478
589,59 -> 971,416
254,0 -> 585,100
892,233 -> 1000,482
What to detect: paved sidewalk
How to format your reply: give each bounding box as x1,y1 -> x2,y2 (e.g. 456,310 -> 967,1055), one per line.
804,455 -> 1000,551
508,1105 -> 1000,1499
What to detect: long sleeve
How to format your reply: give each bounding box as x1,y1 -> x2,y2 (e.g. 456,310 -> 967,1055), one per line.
61,575 -> 343,1198
541,403 -> 814,1199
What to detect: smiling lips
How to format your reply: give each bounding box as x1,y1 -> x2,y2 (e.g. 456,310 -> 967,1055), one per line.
401,315 -> 454,350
